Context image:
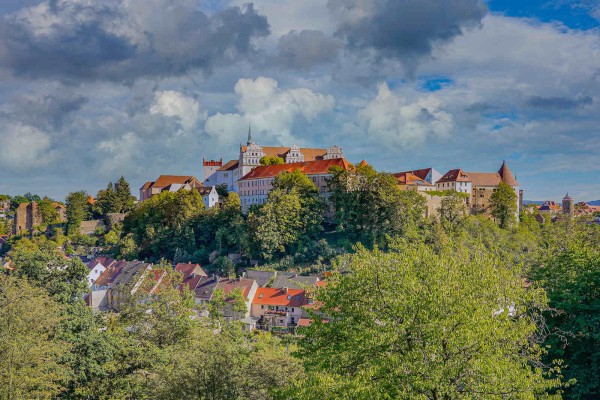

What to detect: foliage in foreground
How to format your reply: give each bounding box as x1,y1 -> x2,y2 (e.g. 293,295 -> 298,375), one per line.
292,240 -> 562,399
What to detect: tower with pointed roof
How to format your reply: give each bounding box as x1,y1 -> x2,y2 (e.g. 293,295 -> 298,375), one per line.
562,193 -> 574,216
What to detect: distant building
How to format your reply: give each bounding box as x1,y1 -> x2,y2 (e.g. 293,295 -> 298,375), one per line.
139,175 -> 203,201
203,127 -> 344,193
196,186 -> 220,209
251,287 -> 307,331
562,193 -> 574,217
13,202 -> 42,235
237,158 -> 352,212
436,161 -> 521,216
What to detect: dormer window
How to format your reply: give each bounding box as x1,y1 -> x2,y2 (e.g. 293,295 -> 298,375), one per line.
287,295 -> 291,300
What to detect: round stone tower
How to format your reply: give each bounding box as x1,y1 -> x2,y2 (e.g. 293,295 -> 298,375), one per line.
562,193 -> 574,216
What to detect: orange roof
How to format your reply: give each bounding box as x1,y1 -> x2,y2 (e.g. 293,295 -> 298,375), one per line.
240,146 -> 328,161
239,158 -> 350,181
87,195 -> 95,205
297,317 -> 329,327
152,175 -> 200,188
437,169 -> 470,183
393,172 -> 433,186
217,160 -> 239,171
252,287 -> 307,307
216,278 -> 255,300
140,181 -> 153,190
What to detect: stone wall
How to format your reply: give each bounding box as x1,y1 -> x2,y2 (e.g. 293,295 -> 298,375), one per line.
80,219 -> 106,236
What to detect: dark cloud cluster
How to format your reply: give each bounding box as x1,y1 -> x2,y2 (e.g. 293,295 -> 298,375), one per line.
0,0 -> 270,83
527,95 -> 593,109
328,0 -> 487,72
277,29 -> 342,69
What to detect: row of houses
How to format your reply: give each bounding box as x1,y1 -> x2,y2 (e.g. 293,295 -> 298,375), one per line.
86,258 -> 324,332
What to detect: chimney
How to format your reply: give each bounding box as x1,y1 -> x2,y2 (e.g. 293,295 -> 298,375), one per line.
282,287 -> 288,294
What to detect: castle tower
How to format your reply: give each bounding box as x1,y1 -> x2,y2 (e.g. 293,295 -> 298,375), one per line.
562,193 -> 574,216
203,158 -> 222,186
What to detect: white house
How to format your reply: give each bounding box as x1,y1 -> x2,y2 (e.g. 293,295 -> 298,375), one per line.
86,257 -> 115,287
251,287 -> 307,330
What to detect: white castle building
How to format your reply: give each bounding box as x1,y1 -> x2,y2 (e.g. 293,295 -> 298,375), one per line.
203,127 -> 344,193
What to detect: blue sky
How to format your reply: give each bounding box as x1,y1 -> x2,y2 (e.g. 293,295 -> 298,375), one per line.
0,0 -> 599,202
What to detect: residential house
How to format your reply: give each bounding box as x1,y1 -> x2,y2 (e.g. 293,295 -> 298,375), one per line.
88,260 -> 127,310
139,175 -> 203,201
251,287 -> 307,331
86,257 -> 115,287
214,278 -> 258,321
242,269 -> 277,287
107,261 -> 153,311
175,263 -> 208,293
196,186 -> 220,209
271,272 -> 320,290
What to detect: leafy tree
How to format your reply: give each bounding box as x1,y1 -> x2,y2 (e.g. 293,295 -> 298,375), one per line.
66,191 -> 90,236
9,192 -> 41,211
531,248 -> 600,399
490,181 -> 518,229
37,196 -> 60,225
438,190 -> 468,228
328,163 -> 426,246
247,189 -> 304,260
260,155 -> 285,165
293,241 -> 562,399
0,275 -> 69,399
122,190 -> 204,261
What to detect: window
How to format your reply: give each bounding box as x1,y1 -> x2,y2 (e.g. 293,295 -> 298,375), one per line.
287,295 -> 292,300
291,308 -> 294,312
223,173 -> 228,178
261,305 -> 264,309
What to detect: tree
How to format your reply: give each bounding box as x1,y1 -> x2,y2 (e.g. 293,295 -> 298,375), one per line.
115,176 -> 135,213
0,275 -> 69,399
259,155 -> 284,165
328,163 -> 426,246
247,189 -> 304,260
530,248 -> 600,399
438,190 -> 468,228
293,241 -> 562,399
66,191 -> 89,236
121,190 -> 204,261
37,196 -> 60,225
490,181 -> 518,229
94,182 -> 118,217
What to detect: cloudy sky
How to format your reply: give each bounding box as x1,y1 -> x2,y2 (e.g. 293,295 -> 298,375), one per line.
0,0 -> 599,201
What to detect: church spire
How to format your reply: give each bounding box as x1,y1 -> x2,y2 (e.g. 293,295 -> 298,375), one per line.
247,124 -> 253,145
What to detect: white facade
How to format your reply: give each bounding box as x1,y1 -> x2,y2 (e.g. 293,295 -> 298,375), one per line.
435,180 -> 472,194
251,301 -> 304,327
87,261 -> 106,287
202,186 -> 220,209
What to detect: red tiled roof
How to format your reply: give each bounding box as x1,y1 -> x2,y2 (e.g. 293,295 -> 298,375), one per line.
297,317 -> 329,327
140,181 -> 153,190
252,287 -> 307,307
87,257 -> 115,271
216,278 -> 255,300
436,169 -> 470,183
175,263 -> 207,292
94,260 -> 126,286
239,158 -> 350,181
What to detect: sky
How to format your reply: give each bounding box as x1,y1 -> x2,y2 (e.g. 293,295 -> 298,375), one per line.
0,0 -> 599,202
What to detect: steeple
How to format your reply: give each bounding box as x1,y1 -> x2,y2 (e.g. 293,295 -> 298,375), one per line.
247,124 -> 253,145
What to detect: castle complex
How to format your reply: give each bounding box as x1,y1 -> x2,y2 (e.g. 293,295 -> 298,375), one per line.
203,127 -> 344,193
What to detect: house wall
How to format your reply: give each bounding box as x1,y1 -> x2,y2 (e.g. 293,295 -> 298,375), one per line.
89,289 -> 109,310
250,303 -> 304,326
87,263 -> 106,287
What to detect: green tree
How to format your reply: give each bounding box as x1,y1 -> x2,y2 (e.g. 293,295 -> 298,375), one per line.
328,163 -> 426,246
0,275 -> 69,399
115,176 -> 135,213
38,196 -> 60,225
293,241 -> 562,399
66,191 -> 90,236
530,248 -> 600,399
490,181 -> 518,229
259,155 -> 285,165
94,182 -> 118,217
438,190 -> 468,228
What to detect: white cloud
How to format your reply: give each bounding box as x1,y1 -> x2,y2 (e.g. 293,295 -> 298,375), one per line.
150,90 -> 206,132
0,122 -> 54,169
359,83 -> 453,147
97,131 -> 141,174
205,77 -> 335,144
